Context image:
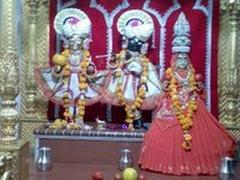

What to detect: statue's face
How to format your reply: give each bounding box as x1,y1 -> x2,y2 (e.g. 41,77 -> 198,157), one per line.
125,37 -> 143,52
176,53 -> 189,69
69,35 -> 82,51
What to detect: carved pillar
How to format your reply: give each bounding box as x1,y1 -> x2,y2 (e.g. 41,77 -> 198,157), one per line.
0,152 -> 14,179
20,0 -> 49,146
24,0 -> 40,118
0,1 -> 30,179
219,0 -> 240,128
0,0 -> 20,145
22,0 -> 49,121
33,0 -> 49,120
0,141 -> 29,180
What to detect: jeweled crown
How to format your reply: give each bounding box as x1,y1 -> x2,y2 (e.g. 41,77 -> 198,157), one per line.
172,12 -> 191,53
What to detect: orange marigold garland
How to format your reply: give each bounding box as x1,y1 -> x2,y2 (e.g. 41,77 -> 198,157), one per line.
63,93 -> 71,121
62,50 -> 91,123
77,50 -> 90,122
114,50 -> 149,130
166,67 -> 197,150
61,49 -> 71,121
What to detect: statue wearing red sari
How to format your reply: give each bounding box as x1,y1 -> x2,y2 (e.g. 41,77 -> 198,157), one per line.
138,13 -> 236,175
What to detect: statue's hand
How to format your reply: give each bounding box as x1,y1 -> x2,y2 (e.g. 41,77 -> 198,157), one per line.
195,73 -> 204,92
86,63 -> 96,76
83,63 -> 98,82
196,81 -> 204,92
162,80 -> 170,92
51,65 -> 63,78
108,54 -> 119,70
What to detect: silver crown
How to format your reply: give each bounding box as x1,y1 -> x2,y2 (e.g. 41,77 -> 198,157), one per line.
172,12 -> 191,53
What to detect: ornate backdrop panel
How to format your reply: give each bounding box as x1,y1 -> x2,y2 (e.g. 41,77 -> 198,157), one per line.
48,0 -> 219,121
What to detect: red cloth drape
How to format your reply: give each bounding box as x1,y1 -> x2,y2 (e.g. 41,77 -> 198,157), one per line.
138,97 -> 235,175
48,0 -> 219,121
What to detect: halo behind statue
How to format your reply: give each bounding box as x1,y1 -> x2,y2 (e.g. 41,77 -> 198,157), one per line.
117,10 -> 154,42
54,8 -> 91,38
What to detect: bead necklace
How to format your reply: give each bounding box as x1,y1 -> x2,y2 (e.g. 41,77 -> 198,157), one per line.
166,67 -> 197,150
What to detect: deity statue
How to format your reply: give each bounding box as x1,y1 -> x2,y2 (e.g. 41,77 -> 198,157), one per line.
35,8 -> 105,129
138,13 -> 236,175
102,10 -> 162,130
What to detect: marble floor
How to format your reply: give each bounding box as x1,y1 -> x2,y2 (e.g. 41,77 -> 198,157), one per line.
29,160 -> 240,180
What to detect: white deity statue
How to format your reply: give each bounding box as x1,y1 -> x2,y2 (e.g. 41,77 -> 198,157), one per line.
36,8 -> 105,129
102,10 -> 162,130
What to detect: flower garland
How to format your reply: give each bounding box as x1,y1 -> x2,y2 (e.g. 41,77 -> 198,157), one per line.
62,49 -> 91,123
61,49 -> 71,121
166,67 -> 197,150
114,50 -> 149,130
76,50 -> 90,122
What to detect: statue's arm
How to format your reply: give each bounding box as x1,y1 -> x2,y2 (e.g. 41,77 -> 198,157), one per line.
195,73 -> 206,101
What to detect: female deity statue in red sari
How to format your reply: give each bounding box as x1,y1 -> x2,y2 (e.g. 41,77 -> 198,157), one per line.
138,13 -> 236,175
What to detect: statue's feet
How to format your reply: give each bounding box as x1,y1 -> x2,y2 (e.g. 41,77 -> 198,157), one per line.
49,119 -> 67,129
96,119 -> 106,131
66,122 -> 81,130
128,124 -> 135,131
82,124 -> 92,130
142,123 -> 149,130
133,118 -> 148,130
133,118 -> 143,129
75,119 -> 92,130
